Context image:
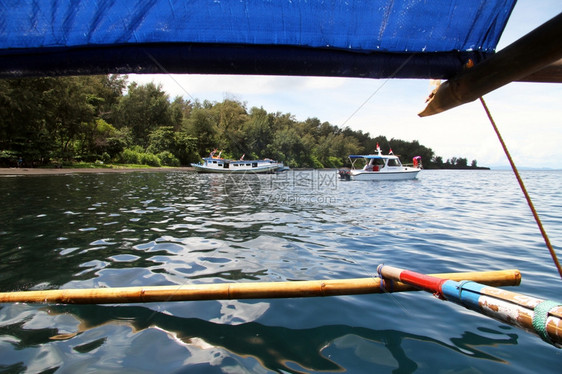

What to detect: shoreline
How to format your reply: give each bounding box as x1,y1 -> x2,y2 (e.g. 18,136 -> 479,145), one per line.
0,167 -> 195,176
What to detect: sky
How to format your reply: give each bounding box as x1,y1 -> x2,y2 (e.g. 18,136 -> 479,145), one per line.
130,1 -> 562,169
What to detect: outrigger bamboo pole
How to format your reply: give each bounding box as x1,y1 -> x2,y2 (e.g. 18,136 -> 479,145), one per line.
377,265 -> 561,348
0,269 -> 520,305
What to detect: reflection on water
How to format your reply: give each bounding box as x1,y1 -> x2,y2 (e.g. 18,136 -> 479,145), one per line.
0,302 -> 519,373
1,170 -> 561,372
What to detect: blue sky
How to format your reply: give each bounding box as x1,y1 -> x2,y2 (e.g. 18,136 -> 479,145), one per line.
131,1 -> 562,169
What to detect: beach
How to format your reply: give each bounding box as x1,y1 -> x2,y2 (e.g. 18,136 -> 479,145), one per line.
0,167 -> 193,175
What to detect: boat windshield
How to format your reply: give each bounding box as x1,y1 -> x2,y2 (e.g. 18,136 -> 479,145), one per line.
360,158 -> 385,170
387,158 -> 401,166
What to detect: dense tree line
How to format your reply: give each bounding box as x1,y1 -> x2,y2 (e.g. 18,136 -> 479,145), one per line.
0,75 -> 480,169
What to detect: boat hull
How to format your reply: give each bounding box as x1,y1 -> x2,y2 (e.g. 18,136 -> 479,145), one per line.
191,164 -> 280,174
350,169 -> 420,181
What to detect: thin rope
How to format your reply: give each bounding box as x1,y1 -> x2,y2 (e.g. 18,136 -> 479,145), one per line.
145,49 -> 255,165
479,97 -> 562,279
340,53 -> 416,128
144,50 -> 197,101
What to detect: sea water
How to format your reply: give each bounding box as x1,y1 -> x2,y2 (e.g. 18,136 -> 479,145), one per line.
0,169 -> 560,373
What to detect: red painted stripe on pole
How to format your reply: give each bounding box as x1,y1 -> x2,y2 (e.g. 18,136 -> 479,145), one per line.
400,270 -> 447,293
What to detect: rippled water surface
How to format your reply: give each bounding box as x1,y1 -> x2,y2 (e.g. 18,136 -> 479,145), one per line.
0,169 -> 561,373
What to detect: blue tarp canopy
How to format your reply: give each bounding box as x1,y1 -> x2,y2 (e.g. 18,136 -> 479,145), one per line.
349,155 -> 385,159
0,0 -> 516,78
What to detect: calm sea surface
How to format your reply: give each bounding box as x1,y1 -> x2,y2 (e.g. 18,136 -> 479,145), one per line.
0,169 -> 561,373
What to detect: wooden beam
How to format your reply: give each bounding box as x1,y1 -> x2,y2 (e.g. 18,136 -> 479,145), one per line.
518,58 -> 562,83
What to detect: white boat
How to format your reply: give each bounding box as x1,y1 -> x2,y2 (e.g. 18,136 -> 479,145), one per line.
339,145 -> 421,181
191,156 -> 284,174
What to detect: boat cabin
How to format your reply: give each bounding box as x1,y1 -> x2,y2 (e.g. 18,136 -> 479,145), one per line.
192,157 -> 284,174
205,159 -> 260,170
351,154 -> 404,172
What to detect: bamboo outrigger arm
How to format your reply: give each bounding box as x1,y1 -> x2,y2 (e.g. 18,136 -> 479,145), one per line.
378,265 -> 562,348
0,269 -> 520,305
419,12 -> 562,117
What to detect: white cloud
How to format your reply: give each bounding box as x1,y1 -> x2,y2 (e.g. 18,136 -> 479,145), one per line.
130,74 -> 348,100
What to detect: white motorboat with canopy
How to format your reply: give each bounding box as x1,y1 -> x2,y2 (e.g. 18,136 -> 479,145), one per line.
341,144 -> 421,181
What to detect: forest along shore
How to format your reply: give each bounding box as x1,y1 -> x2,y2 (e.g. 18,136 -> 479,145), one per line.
0,167 -> 194,175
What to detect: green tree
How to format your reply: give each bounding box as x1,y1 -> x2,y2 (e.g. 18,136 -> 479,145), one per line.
147,126 -> 198,165
456,157 -> 468,168
432,156 -> 444,168
105,127 -> 132,159
147,126 -> 176,155
114,82 -> 172,146
449,157 -> 458,167
184,107 -> 218,157
170,96 -> 192,131
242,107 -> 273,158
0,76 -> 128,165
210,99 -> 248,156
42,77 -> 97,160
173,132 -> 199,165
316,132 -> 360,168
77,118 -> 119,160
0,78 -> 58,164
267,127 -> 306,167
342,127 -> 378,155
80,75 -> 127,122
388,138 -> 434,167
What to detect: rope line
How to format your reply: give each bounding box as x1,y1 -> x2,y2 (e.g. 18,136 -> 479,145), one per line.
340,53 -> 416,128
479,97 -> 562,278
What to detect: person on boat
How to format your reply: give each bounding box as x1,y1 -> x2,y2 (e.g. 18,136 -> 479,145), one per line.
363,160 -> 380,171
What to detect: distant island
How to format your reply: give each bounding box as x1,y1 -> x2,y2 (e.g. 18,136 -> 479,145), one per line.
1,75 -> 486,170
429,157 -> 490,170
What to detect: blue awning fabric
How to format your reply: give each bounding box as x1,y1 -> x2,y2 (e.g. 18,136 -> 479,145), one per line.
0,0 -> 516,78
349,155 -> 384,159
